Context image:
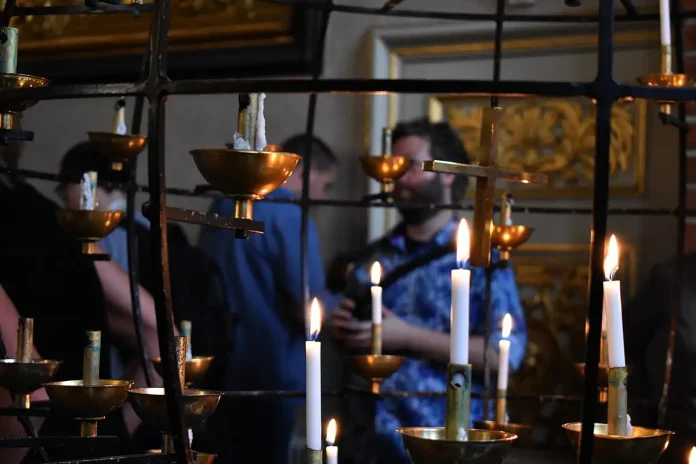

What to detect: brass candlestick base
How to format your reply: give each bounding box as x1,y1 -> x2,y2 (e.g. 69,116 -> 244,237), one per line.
0,359 -> 62,409
637,73 -> 694,115
127,387 -> 221,434
148,449 -> 216,464
305,447 -> 322,464
445,363 -> 471,441
87,132 -> 148,171
44,379 -> 132,438
359,155 -> 413,202
57,210 -> 124,254
398,427 -> 517,464
190,149 -> 300,220
491,225 -> 534,261
0,73 -> 50,130
151,356 -> 214,387
563,423 -> 673,464
473,421 -> 532,447
351,354 -> 403,394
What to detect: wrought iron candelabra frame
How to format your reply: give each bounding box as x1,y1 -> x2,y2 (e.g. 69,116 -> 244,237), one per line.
0,0 -> 691,463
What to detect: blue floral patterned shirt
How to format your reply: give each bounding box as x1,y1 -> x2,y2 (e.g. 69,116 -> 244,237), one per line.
349,219 -> 527,461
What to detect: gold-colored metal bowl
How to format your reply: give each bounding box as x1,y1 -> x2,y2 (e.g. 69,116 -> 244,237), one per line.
473,421 -> 533,447
190,149 -> 300,198
57,210 -> 124,253
351,354 -> 403,382
398,427 -> 517,464
359,155 -> 413,184
87,132 -> 148,171
637,73 -> 694,103
151,356 -> 214,387
572,363 -> 611,388
563,422 -> 673,464
128,387 -> 221,434
0,359 -> 62,394
491,225 -> 534,252
148,449 -> 216,464
0,73 -> 50,128
44,379 -> 133,420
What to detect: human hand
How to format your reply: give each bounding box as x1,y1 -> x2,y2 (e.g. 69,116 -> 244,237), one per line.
328,299 -> 371,349
381,307 -> 413,351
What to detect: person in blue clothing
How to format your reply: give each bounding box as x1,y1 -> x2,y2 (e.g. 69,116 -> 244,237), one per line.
199,133 -> 338,464
329,118 -> 527,464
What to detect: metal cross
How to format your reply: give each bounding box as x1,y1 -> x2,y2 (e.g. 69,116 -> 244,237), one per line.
423,107 -> 547,267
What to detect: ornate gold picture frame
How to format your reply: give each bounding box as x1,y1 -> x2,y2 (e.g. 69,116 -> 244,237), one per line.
429,96 -> 647,198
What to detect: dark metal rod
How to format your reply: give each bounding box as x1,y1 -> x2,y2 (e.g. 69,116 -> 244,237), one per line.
658,0 -> 687,429
490,0 -> 505,108
578,1 -> 615,462
0,0 -> 17,27
0,407 -> 50,416
46,454 -> 175,464
378,0 -> 403,13
12,3 -> 152,15
17,415 -> 49,463
0,436 -> 119,448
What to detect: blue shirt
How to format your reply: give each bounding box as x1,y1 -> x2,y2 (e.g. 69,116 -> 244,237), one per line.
348,220 -> 527,461
199,188 -> 334,390
99,200 -> 150,273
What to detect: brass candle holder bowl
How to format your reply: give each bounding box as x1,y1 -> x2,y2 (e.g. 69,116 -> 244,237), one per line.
148,449 -> 217,464
150,356 -> 214,387
190,148 -> 300,221
0,359 -> 62,408
359,155 -> 412,199
563,422 -> 673,464
398,427 -> 517,464
473,421 -> 533,447
0,73 -> 49,130
352,355 -> 404,394
637,73 -> 694,102
491,225 -> 534,261
87,132 -> 148,171
128,387 -> 221,434
43,380 -> 133,437
58,210 -> 124,254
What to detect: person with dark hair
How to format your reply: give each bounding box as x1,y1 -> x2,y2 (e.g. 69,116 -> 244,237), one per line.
198,133 -> 338,464
329,118 -> 527,464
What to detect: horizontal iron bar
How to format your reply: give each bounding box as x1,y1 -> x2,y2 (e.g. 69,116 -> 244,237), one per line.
0,82 -> 143,102
13,3 -> 153,16
622,83 -> 696,101
0,435 -> 118,448
0,407 -> 49,416
51,453 -> 175,464
160,206 -> 265,233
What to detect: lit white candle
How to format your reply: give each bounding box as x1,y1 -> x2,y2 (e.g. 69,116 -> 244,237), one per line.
497,314 -> 512,391
660,0 -> 671,47
371,262 -> 382,325
603,235 -> 625,368
326,418 -> 338,464
306,298 -> 322,451
689,446 -> 696,464
451,219 -> 471,365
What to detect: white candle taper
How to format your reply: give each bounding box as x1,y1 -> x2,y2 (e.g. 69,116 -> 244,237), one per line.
326,419 -> 338,464
451,219 -> 471,365
306,298 -> 322,451
603,235 -> 625,368
370,262 -> 382,325
660,0 -> 671,47
497,314 -> 512,391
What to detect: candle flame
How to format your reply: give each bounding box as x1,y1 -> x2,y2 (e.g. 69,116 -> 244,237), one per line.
371,262 -> 381,286
502,313 -> 512,338
309,298 -> 322,340
326,418 -> 337,446
456,218 -> 470,266
603,235 -> 620,281
689,447 -> 696,464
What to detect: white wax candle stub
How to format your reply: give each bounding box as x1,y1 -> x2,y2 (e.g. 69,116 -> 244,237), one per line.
188,429 -> 193,443
626,414 -> 632,436
112,106 -> 127,135
326,418 -> 338,464
255,93 -> 267,151
660,0 -> 671,46
232,132 -> 251,150
326,446 -> 338,464
80,172 -> 97,211
306,298 -> 322,451
371,262 -> 382,324
456,427 -> 468,442
604,235 -> 626,368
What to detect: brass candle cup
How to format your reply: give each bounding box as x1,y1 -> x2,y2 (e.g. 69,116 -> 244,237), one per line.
0,73 -> 49,130
351,354 -> 403,394
150,356 -> 214,387
491,225 -> 534,261
473,421 -> 532,447
636,73 -> 694,115
305,447 -> 322,464
58,209 -> 124,254
190,149 -> 300,221
359,155 -> 413,200
397,427 -> 517,464
148,448 -> 217,464
43,379 -> 133,437
562,422 -> 673,464
87,132 -> 148,171
0,359 -> 62,408
127,387 -> 221,434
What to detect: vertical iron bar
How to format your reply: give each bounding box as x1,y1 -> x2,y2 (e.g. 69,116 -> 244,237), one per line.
578,1 -> 615,463
0,0 -> 17,27
144,0 -> 190,462
490,0 -> 505,108
658,0 -> 686,428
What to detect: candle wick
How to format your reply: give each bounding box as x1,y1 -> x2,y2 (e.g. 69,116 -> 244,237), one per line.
609,265 -> 618,281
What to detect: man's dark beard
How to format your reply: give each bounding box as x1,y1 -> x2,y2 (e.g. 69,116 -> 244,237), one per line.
396,175 -> 445,225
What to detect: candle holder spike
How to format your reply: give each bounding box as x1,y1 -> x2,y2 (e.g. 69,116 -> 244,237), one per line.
351,354 -> 403,394
43,379 -> 133,437
398,427 -> 517,464
562,422 -> 673,464
87,132 -> 148,171
150,355 -> 214,387
0,359 -> 62,409
58,210 -> 124,254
